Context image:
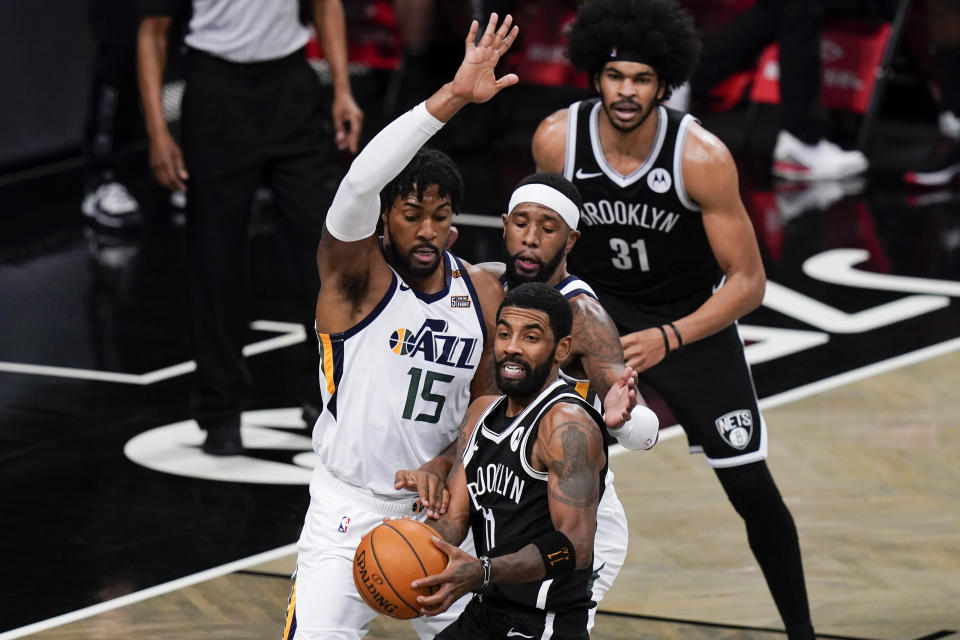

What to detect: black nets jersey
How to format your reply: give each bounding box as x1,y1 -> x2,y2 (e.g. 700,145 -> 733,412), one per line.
463,379 -> 608,611
563,99 -> 723,310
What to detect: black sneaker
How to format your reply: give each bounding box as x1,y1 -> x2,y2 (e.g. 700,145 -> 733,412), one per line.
904,137 -> 960,187
82,181 -> 142,229
202,423 -> 243,456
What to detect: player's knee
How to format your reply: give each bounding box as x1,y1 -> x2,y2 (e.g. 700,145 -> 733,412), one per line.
715,461 -> 787,521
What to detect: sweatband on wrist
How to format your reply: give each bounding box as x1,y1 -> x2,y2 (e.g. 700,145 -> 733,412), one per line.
607,404 -> 659,451
508,183 -> 581,230
656,325 -> 670,353
532,530 -> 576,579
325,101 -> 445,242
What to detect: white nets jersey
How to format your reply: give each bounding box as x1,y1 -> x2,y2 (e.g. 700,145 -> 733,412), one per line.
312,251 -> 487,495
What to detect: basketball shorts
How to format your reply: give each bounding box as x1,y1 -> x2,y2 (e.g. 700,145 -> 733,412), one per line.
284,464 -> 470,640
436,594 -> 590,640
589,474 -> 628,630
602,294 -> 767,468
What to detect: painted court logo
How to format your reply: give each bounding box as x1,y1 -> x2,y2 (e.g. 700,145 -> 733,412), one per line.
715,409 -> 753,450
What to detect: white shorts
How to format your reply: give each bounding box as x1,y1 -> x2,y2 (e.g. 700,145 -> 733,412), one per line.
284,464 -> 470,640
588,472 -> 629,631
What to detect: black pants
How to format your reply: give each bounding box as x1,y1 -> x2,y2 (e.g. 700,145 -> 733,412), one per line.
85,0 -> 141,179
181,48 -> 336,431
691,0 -> 827,143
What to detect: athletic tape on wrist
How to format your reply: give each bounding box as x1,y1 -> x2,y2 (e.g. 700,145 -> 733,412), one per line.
531,530 -> 576,580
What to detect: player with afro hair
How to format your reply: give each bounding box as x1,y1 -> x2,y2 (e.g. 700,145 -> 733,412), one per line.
565,0 -> 700,101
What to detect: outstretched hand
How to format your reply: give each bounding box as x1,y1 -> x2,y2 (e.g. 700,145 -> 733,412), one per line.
449,13 -> 519,104
603,367 -> 638,430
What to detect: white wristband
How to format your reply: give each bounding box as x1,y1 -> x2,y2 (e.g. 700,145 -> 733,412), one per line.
608,405 -> 659,450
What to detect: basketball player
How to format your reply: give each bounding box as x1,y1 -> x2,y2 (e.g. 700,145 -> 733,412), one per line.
285,15 -> 519,640
413,283 -> 639,639
480,171 -> 660,630
531,1 -> 816,638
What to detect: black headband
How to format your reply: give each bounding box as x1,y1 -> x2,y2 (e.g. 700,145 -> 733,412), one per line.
606,46 -> 648,64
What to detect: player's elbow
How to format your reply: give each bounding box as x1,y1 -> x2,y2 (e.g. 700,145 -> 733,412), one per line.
745,270 -> 766,312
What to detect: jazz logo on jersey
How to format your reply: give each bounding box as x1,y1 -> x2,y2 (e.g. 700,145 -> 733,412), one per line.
388,319 -> 478,369
338,516 -> 351,533
647,167 -> 672,193
715,410 -> 753,450
450,295 -> 471,308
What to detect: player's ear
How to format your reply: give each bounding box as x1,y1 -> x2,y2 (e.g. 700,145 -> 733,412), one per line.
555,335 -> 573,363
564,229 -> 580,254
501,213 -> 509,238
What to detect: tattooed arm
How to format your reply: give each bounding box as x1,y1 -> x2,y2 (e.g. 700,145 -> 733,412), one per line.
569,294 -> 644,404
413,400 -> 606,615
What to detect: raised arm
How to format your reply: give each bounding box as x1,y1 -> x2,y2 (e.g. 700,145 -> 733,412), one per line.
312,0 -> 364,153
620,125 -> 765,372
318,13 -> 519,284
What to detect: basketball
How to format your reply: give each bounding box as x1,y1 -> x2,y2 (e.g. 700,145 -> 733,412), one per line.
352,518 -> 448,619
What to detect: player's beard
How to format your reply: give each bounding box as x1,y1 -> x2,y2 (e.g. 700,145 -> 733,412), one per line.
602,98 -> 657,133
384,226 -> 442,283
504,246 -> 565,289
495,350 -> 556,398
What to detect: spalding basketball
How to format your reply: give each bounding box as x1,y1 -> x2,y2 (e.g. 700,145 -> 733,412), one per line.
352,518 -> 448,619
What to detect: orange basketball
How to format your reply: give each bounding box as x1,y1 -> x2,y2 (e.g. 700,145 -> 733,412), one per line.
352,518 -> 448,619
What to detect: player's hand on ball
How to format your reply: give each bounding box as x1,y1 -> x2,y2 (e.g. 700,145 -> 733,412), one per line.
411,537 -> 483,616
394,469 -> 450,519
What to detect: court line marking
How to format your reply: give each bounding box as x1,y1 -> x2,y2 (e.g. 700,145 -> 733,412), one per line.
596,608 -> 885,640
4,338 -> 960,639
0,544 -> 297,640
0,320 -> 306,384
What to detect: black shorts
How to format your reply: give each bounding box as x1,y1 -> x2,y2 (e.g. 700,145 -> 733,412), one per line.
600,293 -> 767,468
434,595 -> 590,640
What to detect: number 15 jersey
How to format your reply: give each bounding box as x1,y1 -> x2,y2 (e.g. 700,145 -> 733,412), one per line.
312,250 -> 487,495
563,99 -> 722,308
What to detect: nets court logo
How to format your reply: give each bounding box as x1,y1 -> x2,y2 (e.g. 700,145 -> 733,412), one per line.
388,318 -> 477,369
715,409 -> 753,450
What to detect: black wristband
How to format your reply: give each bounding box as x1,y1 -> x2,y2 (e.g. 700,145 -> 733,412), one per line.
531,530 -> 576,580
656,324 -> 671,353
667,322 -> 683,349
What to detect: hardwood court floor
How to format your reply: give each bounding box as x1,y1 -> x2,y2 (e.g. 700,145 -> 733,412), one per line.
23,349 -> 960,640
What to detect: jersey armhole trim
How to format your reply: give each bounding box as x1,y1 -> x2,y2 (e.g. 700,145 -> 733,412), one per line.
674,113 -> 701,212
562,101 -> 581,181
454,255 -> 487,344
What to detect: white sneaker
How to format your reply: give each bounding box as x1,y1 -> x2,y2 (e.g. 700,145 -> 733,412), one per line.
772,130 -> 869,181
82,181 -> 141,228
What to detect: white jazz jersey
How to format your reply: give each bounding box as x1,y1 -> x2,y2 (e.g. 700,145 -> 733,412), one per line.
312,251 -> 487,495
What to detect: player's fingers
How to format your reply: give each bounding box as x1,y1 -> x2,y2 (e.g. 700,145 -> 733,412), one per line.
439,487 -> 450,515
346,115 -> 362,154
493,74 -> 519,91
499,25 -> 519,54
464,19 -> 479,50
478,13 -> 498,48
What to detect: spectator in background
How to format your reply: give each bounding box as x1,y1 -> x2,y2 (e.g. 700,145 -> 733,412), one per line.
690,0 -> 869,181
905,0 -> 960,186
82,0 -> 143,229
137,0 -> 363,455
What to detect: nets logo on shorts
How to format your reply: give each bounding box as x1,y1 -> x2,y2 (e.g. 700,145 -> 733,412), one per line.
715,409 -> 753,450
